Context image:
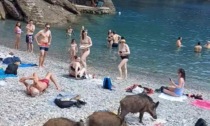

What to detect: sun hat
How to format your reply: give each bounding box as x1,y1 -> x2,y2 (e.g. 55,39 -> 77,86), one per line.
120,39 -> 126,43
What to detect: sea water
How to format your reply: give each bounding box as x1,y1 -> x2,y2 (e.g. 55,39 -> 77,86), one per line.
0,0 -> 210,89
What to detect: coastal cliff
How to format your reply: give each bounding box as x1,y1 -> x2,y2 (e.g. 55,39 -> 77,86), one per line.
0,0 -> 115,25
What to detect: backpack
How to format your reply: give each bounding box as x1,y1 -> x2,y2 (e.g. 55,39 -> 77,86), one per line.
103,77 -> 112,90
195,118 -> 207,126
54,98 -> 75,108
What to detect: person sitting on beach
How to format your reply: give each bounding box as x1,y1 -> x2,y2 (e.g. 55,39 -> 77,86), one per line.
117,38 -> 130,80
69,56 -> 86,79
176,37 -> 182,47
14,22 -> 22,50
159,68 -> 186,97
112,31 -> 121,48
194,42 -> 202,53
19,72 -> 60,97
80,30 -> 92,68
107,30 -> 114,48
66,26 -> 74,38
69,39 -> 78,61
204,41 -> 210,49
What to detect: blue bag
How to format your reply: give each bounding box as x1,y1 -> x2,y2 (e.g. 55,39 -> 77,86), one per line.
103,77 -> 112,90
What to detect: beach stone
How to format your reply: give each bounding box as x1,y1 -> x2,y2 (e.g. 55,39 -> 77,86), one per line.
2,0 -> 23,20
15,0 -> 76,26
0,1 -> 6,20
44,0 -> 80,14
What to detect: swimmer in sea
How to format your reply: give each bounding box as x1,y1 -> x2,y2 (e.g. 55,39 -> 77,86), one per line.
176,37 -> 182,48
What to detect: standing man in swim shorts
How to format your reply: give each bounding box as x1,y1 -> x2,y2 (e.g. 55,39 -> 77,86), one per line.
35,23 -> 52,68
26,20 -> 35,53
19,72 -> 60,97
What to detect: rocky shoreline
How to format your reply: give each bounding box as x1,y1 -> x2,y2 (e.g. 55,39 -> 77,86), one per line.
0,45 -> 210,126
0,0 -> 116,26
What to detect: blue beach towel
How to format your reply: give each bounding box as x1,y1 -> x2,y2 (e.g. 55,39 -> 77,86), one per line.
19,63 -> 38,68
0,68 -> 17,79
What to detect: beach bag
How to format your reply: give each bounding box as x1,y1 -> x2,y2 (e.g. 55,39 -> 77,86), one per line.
103,77 -> 112,90
54,98 -> 75,108
195,118 -> 207,126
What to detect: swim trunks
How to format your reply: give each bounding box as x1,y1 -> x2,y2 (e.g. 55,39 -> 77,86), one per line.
39,79 -> 50,87
121,55 -> 129,59
26,35 -> 34,43
40,47 -> 49,51
112,43 -> 118,47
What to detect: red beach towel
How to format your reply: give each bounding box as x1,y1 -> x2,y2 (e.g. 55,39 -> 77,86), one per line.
191,100 -> 210,110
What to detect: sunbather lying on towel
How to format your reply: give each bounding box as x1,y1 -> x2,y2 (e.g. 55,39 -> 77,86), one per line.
19,72 -> 60,97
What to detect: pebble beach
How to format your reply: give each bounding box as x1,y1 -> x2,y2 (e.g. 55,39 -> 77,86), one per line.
0,45 -> 210,126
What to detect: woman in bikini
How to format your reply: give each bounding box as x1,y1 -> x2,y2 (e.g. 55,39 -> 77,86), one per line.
117,38 -> 130,80
80,30 -> 92,69
14,22 -> 22,50
69,56 -> 86,79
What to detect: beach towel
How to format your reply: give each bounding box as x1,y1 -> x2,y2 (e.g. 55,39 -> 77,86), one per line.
191,100 -> 210,110
19,63 -> 37,68
0,68 -> 17,79
158,93 -> 187,102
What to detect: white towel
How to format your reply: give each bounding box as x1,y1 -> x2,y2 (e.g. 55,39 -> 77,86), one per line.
158,93 -> 187,102
0,80 -> 7,86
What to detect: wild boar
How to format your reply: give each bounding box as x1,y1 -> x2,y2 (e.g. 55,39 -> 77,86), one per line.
43,117 -> 84,126
118,93 -> 159,123
87,111 -> 127,126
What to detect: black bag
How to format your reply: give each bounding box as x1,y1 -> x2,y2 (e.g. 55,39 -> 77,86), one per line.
195,118 -> 207,126
54,98 -> 75,108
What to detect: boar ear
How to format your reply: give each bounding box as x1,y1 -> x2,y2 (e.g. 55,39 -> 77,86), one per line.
155,101 -> 159,108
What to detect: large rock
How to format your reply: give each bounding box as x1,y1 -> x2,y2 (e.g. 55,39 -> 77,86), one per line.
15,0 -> 77,25
3,0 -> 23,20
44,0 -> 80,14
0,1 -> 6,19
104,0 -> 115,13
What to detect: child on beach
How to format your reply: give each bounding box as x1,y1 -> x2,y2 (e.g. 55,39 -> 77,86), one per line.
14,22 -> 22,50
69,39 -> 78,61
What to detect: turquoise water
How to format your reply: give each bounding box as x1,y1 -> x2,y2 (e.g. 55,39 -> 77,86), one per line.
1,0 -> 210,89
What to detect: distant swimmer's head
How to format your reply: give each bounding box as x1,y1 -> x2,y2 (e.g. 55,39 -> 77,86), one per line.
120,39 -> 126,44
15,22 -> 21,28
121,36 -> 125,40
178,37 -> 182,40
28,20 -> 33,25
197,42 -> 201,45
112,31 -> 116,34
45,23 -> 50,31
71,39 -> 76,44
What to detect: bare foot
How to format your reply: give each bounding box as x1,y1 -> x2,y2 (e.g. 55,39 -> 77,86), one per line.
117,77 -> 123,80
